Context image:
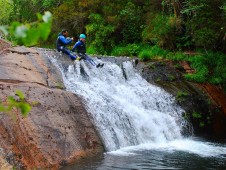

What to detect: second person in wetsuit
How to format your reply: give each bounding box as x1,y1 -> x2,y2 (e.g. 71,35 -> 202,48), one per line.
72,34 -> 103,68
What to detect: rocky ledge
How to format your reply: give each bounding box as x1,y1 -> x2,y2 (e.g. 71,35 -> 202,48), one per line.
0,42 -> 104,169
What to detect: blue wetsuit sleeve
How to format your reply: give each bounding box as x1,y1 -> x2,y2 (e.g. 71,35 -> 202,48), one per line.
59,35 -> 72,45
72,41 -> 82,52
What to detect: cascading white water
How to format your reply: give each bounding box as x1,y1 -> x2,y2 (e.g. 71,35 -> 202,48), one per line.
50,57 -> 188,151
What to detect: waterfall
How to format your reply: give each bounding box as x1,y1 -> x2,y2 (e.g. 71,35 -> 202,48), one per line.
49,56 -> 188,152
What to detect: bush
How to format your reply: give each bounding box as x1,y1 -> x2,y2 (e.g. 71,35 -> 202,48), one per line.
111,43 -> 142,56
142,14 -> 182,50
138,45 -> 168,61
183,51 -> 226,86
111,46 -> 128,56
138,49 -> 152,61
166,51 -> 187,61
87,45 -> 98,55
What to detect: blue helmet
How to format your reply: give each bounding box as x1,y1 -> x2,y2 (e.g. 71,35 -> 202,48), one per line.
79,34 -> 86,39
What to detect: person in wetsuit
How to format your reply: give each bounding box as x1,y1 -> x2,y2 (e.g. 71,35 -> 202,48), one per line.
72,34 -> 103,67
56,29 -> 80,60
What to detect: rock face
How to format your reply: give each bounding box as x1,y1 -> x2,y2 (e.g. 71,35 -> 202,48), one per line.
136,59 -> 226,139
0,46 -> 104,169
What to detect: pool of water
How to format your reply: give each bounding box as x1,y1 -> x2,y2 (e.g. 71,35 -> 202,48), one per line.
62,138 -> 226,170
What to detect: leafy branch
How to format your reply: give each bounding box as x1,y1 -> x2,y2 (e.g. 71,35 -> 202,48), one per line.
0,11 -> 52,46
0,90 -> 31,117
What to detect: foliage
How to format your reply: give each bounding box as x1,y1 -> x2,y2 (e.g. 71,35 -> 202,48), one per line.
176,34 -> 193,51
0,0 -> 13,25
9,0 -> 60,22
0,90 -> 31,117
182,0 -> 225,50
167,74 -> 176,81
202,52 -> 226,85
1,0 -> 225,53
87,44 -> 98,54
119,2 -> 143,44
138,45 -> 168,61
0,0 -> 225,90
184,51 -> 226,85
184,55 -> 209,82
35,0 -> 61,8
52,1 -> 88,37
166,51 -> 187,61
137,43 -> 226,90
111,46 -> 131,56
192,112 -> 202,119
138,49 -> 152,61
0,11 -> 52,46
192,112 -> 205,127
111,43 -> 141,56
176,91 -> 188,101
142,14 -> 182,50
86,13 -> 115,54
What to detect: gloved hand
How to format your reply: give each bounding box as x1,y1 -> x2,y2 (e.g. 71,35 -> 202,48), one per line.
66,37 -> 73,41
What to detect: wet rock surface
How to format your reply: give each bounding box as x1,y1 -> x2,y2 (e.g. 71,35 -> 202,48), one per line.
135,59 -> 226,139
0,46 -> 104,169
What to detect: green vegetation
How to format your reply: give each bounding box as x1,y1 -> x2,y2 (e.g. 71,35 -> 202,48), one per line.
174,51 -> 226,89
0,11 -> 52,46
0,90 -> 31,117
138,45 -> 168,60
155,78 -> 161,83
192,112 -> 202,119
183,112 -> 190,121
176,91 -> 188,101
111,43 -> 141,56
199,122 -> 205,128
168,75 -> 176,81
137,47 -> 226,90
191,112 -> 212,128
0,0 -> 225,90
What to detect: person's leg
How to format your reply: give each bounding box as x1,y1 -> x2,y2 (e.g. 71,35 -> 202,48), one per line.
79,54 -> 104,67
83,54 -> 96,66
85,55 -> 104,67
62,48 -> 77,60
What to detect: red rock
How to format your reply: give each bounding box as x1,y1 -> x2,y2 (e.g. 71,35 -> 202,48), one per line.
0,46 -> 104,169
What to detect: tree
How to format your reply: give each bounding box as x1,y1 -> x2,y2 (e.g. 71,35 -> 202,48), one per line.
0,0 -> 13,25
182,0 -> 225,50
119,2 -> 144,44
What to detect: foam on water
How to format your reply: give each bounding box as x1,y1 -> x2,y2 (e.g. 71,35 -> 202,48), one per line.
108,138 -> 226,158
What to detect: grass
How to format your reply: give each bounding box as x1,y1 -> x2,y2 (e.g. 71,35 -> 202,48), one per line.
110,43 -> 141,56
138,45 -> 168,61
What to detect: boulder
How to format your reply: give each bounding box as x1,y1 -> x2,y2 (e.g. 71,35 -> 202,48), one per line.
0,47 -> 104,169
